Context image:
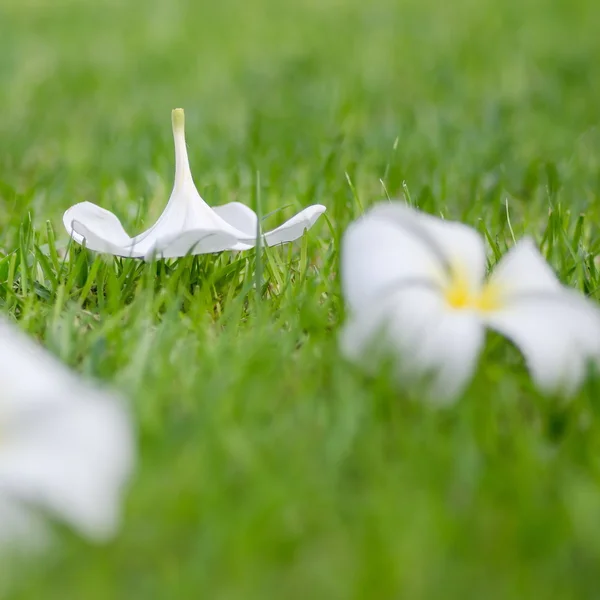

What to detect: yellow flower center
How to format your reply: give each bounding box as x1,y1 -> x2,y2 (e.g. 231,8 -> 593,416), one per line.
444,271 -> 501,312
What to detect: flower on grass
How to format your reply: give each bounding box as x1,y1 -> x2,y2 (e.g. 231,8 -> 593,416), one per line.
0,319 -> 134,549
340,202 -> 600,402
63,109 -> 326,259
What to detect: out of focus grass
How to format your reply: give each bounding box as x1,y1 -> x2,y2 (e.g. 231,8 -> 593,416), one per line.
2,0 -> 600,597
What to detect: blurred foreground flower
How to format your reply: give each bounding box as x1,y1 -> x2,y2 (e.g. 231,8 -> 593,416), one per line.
63,109 -> 326,259
340,202 -> 600,402
0,319 -> 134,549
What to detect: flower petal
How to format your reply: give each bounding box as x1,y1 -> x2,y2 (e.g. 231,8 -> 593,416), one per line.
369,202 -> 487,289
342,210 -> 443,314
220,204 -> 327,249
0,320 -> 135,542
0,319 -> 81,407
261,204 -> 326,247
484,292 -> 600,395
64,202 -> 137,255
340,286 -> 485,403
0,392 -> 134,542
146,229 -> 242,259
211,202 -> 258,236
488,237 -> 562,298
342,202 -> 487,314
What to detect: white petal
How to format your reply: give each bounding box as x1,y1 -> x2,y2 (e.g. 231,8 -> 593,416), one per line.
0,320 -> 135,542
146,229 -> 241,259
369,202 -> 487,289
261,204 -> 326,246
0,320 -> 79,406
0,391 -> 133,542
484,292 -> 600,395
66,190 -> 248,259
71,220 -> 144,258
342,210 -> 443,315
488,237 -> 562,298
64,202 -> 138,255
218,204 -> 326,249
132,184 -> 233,253
212,202 -> 258,236
340,287 -> 485,403
342,202 -> 487,315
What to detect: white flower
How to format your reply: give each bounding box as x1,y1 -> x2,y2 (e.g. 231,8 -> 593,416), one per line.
340,202 -> 600,403
63,109 -> 326,259
0,319 -> 134,548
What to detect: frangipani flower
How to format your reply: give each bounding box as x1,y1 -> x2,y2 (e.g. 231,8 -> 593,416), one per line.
63,109 -> 326,259
340,202 -> 600,402
0,319 -> 134,548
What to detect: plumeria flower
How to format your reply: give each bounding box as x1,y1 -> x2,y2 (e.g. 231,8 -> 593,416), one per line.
0,318 -> 134,549
340,202 -> 600,403
63,109 -> 326,259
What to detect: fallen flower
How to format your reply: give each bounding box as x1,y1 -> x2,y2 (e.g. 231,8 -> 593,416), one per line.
63,109 -> 326,259
0,319 -> 134,548
340,202 -> 600,402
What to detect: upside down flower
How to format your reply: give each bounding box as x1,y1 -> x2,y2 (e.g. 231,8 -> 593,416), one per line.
340,202 -> 600,402
63,109 -> 326,259
0,319 -> 134,548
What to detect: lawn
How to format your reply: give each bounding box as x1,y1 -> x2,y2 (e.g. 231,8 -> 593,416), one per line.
2,0 -> 600,597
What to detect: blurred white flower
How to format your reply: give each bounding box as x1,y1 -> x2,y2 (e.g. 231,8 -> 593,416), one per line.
340,202 -> 600,402
63,108 -> 326,259
0,319 -> 134,548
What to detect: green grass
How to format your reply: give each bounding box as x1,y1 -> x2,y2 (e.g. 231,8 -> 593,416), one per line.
2,0 -> 600,597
